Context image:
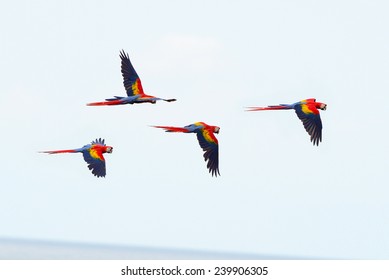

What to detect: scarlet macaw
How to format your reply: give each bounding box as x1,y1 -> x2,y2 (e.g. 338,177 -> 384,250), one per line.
40,138 -> 113,177
87,50 -> 176,106
153,122 -> 220,177
247,98 -> 327,146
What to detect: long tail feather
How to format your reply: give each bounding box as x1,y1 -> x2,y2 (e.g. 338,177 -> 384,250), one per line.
163,98 -> 177,102
246,105 -> 292,111
39,149 -> 77,154
152,125 -> 188,133
87,100 -> 124,106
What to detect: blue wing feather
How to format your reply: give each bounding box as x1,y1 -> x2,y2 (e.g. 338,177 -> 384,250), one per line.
294,105 -> 322,146
82,150 -> 106,177
91,138 -> 105,146
196,131 -> 220,177
120,50 -> 143,96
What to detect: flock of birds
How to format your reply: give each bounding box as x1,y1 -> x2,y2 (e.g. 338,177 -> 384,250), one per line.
41,50 -> 327,178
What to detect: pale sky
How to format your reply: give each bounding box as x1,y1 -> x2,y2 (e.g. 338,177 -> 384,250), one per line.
1,0 -> 388,259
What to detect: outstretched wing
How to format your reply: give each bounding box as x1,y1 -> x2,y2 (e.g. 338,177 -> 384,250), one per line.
294,103 -> 323,146
82,146 -> 106,177
120,50 -> 144,97
196,128 -> 220,177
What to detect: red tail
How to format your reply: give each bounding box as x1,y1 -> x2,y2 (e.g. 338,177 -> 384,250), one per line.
246,105 -> 290,111
152,126 -> 189,133
40,149 -> 77,154
87,100 -> 123,106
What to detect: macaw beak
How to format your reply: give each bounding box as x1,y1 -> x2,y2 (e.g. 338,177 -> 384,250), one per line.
106,146 -> 113,153
214,127 -> 220,134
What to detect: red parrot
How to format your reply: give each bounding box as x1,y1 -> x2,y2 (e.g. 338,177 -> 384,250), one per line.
87,50 -> 176,106
247,98 -> 327,146
153,122 -> 220,177
40,138 -> 113,177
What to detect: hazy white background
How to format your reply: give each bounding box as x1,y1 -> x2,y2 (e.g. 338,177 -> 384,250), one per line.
0,0 -> 388,259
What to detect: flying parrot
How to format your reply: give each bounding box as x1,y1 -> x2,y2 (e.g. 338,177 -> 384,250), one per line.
40,138 -> 113,177
153,122 -> 220,177
247,98 -> 327,146
87,50 -> 176,106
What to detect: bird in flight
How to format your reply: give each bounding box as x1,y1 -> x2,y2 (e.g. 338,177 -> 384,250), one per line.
87,50 -> 176,106
153,122 -> 220,177
247,98 -> 327,146
40,138 -> 113,177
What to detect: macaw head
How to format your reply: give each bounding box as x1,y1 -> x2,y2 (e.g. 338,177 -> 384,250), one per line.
318,103 -> 327,110
105,146 -> 113,153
